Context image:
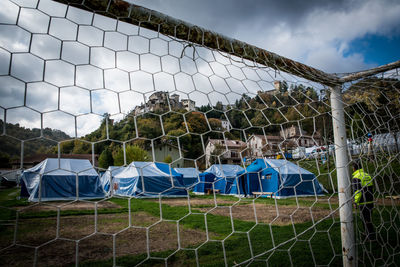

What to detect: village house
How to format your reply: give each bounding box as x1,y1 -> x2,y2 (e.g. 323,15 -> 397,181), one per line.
248,134 -> 284,158
150,143 -> 190,168
280,125 -> 322,148
205,139 -> 248,167
221,119 -> 232,132
248,126 -> 322,159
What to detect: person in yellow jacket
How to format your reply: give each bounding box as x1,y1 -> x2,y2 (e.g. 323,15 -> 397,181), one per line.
352,161 -> 375,241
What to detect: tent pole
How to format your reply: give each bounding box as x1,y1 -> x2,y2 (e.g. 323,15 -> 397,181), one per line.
330,85 -> 356,266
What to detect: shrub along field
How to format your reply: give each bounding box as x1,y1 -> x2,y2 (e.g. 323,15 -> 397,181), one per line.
1,186 -> 399,266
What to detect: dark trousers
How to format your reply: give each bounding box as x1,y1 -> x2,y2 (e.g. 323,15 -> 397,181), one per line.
240,176 -> 247,197
360,203 -> 375,240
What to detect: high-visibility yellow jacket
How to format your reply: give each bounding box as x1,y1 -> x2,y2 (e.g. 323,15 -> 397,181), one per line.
352,169 -> 374,205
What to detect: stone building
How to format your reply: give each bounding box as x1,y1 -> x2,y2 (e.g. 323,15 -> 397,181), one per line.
280,125 -> 322,147
134,91 -> 195,115
205,139 -> 248,167
248,134 -> 284,158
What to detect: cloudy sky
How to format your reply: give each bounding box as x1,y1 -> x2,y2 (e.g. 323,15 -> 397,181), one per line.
0,0 -> 399,138
133,0 -> 400,73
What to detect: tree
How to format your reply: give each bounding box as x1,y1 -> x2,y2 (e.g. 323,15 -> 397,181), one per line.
137,117 -> 162,139
208,118 -> 222,131
215,101 -> 224,111
163,155 -> 172,163
98,147 -> 114,169
0,151 -> 11,168
113,145 -> 150,165
72,140 -> 90,154
186,112 -> 209,134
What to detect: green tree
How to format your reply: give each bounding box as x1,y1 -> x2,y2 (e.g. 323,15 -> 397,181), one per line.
137,117 -> 162,139
72,140 -> 90,154
163,155 -> 172,163
98,147 -> 114,169
208,118 -> 222,131
113,145 -> 150,166
186,112 -> 209,134
0,151 -> 11,168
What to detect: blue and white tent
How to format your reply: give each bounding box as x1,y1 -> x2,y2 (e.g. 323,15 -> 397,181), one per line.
193,164 -> 245,195
100,166 -> 126,193
111,162 -> 187,198
20,158 -> 105,202
174,167 -> 200,188
244,158 -> 326,198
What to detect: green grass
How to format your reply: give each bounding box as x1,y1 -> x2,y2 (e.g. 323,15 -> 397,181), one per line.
1,166 -> 399,267
1,186 -> 399,266
0,187 -> 29,207
189,193 -> 338,210
297,158 -> 337,193
77,208 -> 399,267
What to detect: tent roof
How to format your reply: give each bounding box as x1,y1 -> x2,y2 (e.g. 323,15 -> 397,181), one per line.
245,159 -> 268,173
175,168 -> 200,178
246,158 -> 313,175
101,166 -> 126,179
204,164 -> 244,178
25,158 -> 98,176
115,162 -> 181,179
264,159 -> 314,175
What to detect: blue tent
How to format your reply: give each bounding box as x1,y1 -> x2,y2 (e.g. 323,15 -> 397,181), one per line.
244,158 -> 325,198
193,164 -> 245,195
20,158 -> 105,202
174,168 -> 200,188
111,162 -> 187,198
100,166 -> 126,193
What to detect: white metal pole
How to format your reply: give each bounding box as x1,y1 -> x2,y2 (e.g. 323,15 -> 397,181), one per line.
330,86 -> 356,266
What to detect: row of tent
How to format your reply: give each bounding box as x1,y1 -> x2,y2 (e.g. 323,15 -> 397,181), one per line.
20,158 -> 326,202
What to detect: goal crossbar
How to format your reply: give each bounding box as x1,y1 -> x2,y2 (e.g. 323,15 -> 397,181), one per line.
52,0 -> 343,86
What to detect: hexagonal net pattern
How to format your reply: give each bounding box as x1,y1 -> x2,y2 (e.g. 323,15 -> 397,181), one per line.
0,0 -> 399,266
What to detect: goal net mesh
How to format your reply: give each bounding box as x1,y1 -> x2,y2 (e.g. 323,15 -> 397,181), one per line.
0,0 -> 399,266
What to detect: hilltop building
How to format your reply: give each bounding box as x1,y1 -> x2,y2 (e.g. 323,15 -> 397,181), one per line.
134,91 -> 195,115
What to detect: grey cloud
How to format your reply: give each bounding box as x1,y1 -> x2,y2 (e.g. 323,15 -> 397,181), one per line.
1,0 -> 399,136
132,0 -> 351,37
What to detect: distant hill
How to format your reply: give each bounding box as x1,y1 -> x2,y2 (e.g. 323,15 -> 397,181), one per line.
1,78 -> 398,169
0,120 -> 71,167
343,77 -> 400,136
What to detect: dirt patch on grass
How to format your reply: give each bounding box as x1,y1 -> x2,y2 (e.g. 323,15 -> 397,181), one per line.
151,198 -> 336,225
16,200 -> 121,212
151,197 -> 248,207
297,196 -> 400,206
198,204 -> 336,226
0,212 -> 207,267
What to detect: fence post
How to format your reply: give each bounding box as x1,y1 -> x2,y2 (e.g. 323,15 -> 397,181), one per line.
330,85 -> 356,266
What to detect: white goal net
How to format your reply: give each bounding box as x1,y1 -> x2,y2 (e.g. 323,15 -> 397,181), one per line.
0,0 -> 399,266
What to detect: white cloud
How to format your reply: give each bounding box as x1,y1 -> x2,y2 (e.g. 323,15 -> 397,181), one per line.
76,114 -> 103,137
233,0 -> 400,72
305,47 -> 376,74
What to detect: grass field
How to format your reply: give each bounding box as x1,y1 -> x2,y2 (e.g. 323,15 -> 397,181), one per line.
1,185 -> 399,266
1,156 -> 399,266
